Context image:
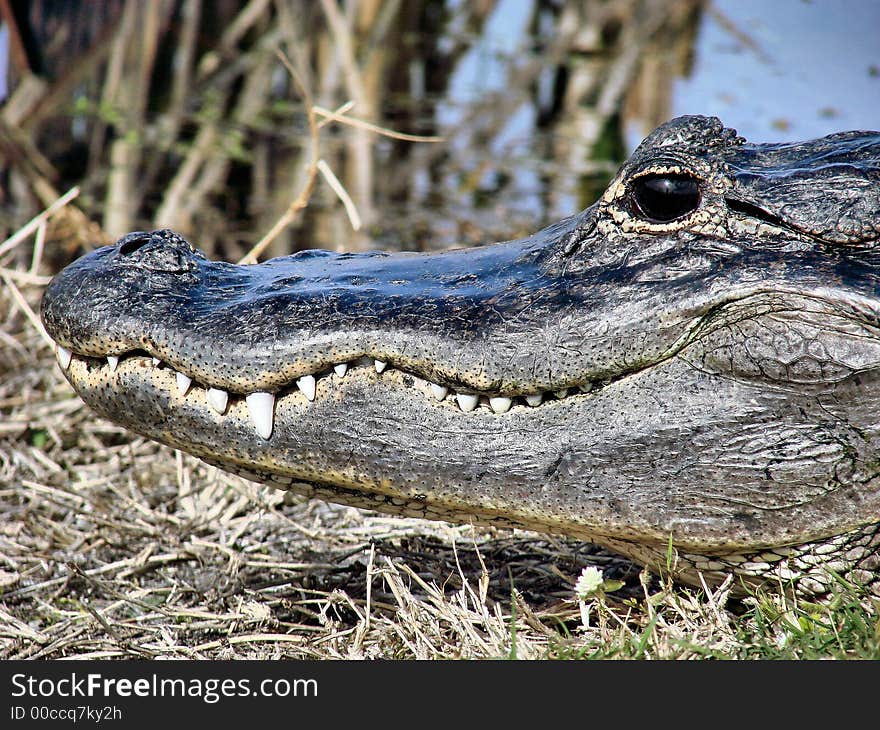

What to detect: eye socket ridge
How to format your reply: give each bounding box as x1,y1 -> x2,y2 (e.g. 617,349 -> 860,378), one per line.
629,172 -> 702,223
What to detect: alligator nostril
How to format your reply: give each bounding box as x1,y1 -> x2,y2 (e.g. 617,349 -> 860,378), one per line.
118,233 -> 152,256
113,230 -> 192,273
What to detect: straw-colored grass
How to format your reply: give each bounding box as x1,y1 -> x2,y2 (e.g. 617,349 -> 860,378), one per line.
1,215 -> 878,661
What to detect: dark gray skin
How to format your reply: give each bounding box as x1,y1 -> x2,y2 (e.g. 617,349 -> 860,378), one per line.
41,116 -> 880,594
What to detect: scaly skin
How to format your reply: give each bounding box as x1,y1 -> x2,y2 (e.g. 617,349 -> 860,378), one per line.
41,116 -> 880,594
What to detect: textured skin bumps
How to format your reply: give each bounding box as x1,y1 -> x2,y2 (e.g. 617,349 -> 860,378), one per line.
42,116 -> 880,594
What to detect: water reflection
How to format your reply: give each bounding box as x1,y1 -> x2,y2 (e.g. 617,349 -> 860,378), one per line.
351,0 -> 705,253
672,0 -> 880,145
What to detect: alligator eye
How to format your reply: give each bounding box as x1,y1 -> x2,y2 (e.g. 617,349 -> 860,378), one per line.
630,173 -> 701,223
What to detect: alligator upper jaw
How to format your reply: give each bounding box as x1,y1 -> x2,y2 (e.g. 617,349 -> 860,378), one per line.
41,222 -> 880,438
41,218 -> 709,397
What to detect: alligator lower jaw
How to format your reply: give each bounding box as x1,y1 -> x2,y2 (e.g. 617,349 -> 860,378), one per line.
54,347 -> 631,541
49,340 -> 880,597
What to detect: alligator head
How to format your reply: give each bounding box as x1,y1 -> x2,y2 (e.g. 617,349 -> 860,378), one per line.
41,115 -> 880,595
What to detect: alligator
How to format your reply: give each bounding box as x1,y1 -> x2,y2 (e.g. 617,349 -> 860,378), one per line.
41,115 -> 880,596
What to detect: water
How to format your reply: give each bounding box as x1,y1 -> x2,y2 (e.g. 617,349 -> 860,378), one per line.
455,0 -> 880,152
0,24 -> 8,102
431,0 -> 880,245
672,0 -> 880,144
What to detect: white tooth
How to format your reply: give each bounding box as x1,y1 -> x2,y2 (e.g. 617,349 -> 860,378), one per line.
525,394 -> 543,407
246,392 -> 275,439
152,357 -> 161,366
176,371 -> 192,395
297,374 -> 316,401
555,388 -> 569,399
107,355 -> 119,371
207,387 -> 229,414
374,359 -> 387,373
579,383 -> 593,393
334,363 -> 348,377
489,396 -> 512,413
430,384 -> 448,401
456,393 -> 479,412
56,345 -> 72,370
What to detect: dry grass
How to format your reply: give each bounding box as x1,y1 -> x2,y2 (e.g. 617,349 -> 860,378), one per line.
2,215 -> 879,662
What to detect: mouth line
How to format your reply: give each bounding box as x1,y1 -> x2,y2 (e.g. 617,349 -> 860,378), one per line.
53,343 -> 615,439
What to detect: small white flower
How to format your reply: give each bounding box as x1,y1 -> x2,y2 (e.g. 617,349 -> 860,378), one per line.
574,566 -> 604,599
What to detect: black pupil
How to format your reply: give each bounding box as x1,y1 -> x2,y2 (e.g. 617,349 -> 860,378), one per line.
631,174 -> 700,223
